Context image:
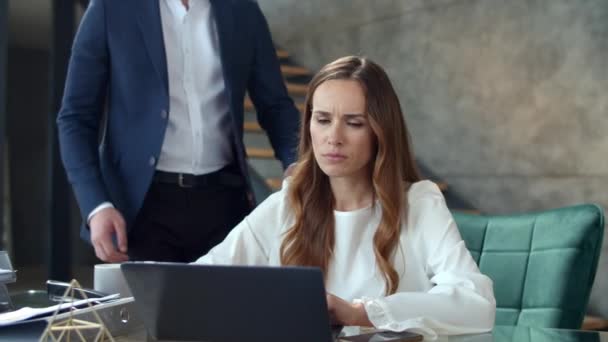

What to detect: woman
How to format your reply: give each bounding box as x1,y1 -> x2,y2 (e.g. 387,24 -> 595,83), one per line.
195,56 -> 495,337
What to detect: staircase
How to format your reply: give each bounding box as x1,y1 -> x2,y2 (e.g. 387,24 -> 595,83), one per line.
243,48 -> 476,213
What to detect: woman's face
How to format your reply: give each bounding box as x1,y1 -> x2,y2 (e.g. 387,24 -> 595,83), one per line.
310,79 -> 375,181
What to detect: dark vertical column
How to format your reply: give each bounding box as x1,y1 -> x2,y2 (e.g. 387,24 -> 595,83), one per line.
49,0 -> 76,281
0,0 -> 7,250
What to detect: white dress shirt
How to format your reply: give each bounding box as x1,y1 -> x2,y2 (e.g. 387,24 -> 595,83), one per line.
89,0 -> 233,220
195,180 -> 496,338
157,0 -> 233,174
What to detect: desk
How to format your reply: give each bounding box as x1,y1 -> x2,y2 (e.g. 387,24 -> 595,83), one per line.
115,326 -> 608,342
1,298 -> 606,342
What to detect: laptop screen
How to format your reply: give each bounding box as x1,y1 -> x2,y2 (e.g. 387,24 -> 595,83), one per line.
121,262 -> 337,342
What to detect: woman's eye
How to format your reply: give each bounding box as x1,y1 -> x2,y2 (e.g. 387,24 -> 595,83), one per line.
347,122 -> 364,127
316,118 -> 330,124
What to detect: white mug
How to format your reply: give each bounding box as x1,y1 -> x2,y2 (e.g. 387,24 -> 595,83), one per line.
94,263 -> 132,298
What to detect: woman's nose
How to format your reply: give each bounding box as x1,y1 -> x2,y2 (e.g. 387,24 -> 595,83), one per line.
327,124 -> 343,146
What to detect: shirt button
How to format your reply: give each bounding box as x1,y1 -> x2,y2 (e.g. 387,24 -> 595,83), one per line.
149,156 -> 156,167
160,109 -> 167,119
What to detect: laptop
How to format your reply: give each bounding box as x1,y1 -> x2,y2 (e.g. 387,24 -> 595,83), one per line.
121,262 -> 342,342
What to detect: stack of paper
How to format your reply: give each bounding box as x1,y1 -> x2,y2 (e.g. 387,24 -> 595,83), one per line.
0,293 -> 120,326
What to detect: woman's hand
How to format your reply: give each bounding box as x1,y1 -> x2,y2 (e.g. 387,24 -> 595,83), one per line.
326,293 -> 373,327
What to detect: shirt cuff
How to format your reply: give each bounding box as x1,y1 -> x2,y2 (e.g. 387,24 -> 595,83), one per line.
354,297 -> 438,340
87,202 -> 115,224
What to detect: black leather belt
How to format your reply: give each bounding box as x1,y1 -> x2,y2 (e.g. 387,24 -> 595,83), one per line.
153,167 -> 245,188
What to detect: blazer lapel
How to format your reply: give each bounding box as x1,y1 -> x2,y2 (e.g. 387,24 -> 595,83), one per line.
136,1 -> 169,92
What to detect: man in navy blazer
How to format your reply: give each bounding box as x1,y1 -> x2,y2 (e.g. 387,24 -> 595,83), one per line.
57,0 -> 299,262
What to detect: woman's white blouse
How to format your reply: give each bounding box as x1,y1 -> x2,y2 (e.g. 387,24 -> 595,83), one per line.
194,180 -> 496,338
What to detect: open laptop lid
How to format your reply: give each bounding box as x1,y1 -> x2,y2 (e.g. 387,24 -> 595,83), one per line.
121,262 -> 336,342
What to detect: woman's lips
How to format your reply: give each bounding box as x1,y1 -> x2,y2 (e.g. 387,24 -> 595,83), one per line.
322,153 -> 347,162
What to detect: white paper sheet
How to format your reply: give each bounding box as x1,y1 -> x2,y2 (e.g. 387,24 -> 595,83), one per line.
0,293 -> 120,326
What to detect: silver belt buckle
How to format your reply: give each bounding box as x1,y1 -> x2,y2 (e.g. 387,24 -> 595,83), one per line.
178,173 -> 193,188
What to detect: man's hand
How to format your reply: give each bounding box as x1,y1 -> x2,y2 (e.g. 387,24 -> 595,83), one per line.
89,207 -> 129,262
326,293 -> 372,327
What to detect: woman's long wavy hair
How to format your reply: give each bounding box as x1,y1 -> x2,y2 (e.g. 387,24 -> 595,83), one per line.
280,56 -> 421,295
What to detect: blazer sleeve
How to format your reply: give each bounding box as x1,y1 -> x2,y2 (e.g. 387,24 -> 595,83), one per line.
56,0 -> 110,220
245,2 -> 300,168
356,184 -> 496,338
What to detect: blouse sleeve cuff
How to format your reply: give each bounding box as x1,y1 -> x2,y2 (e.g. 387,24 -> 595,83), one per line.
354,297 -> 439,341
354,296 -> 391,327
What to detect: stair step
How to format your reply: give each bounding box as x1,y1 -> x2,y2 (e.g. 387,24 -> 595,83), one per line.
244,111 -> 257,122
277,49 -> 289,59
244,97 -> 305,113
243,131 -> 273,148
582,315 -> 608,331
244,121 -> 262,132
287,83 -> 308,96
281,65 -> 311,77
247,147 -> 275,159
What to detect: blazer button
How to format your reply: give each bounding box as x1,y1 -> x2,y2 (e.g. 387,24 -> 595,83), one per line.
160,109 -> 167,119
149,156 -> 156,167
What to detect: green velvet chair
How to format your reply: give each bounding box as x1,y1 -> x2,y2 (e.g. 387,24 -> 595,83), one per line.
453,204 -> 605,329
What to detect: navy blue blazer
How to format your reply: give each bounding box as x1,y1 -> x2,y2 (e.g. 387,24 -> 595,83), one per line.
57,0 -> 300,241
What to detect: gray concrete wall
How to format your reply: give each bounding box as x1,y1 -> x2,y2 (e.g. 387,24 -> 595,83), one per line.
258,0 -> 608,317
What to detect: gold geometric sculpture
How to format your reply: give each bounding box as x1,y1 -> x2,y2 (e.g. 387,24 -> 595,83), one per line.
39,279 -> 115,342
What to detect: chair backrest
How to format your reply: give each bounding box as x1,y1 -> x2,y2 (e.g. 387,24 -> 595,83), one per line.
453,204 -> 604,329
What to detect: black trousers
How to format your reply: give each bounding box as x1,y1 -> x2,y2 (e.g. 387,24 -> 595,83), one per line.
127,175 -> 251,262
